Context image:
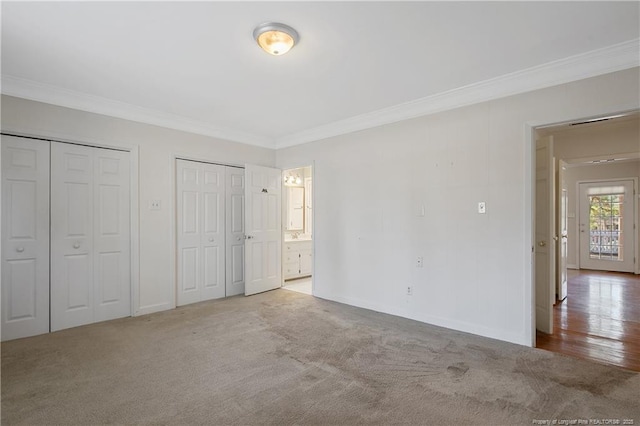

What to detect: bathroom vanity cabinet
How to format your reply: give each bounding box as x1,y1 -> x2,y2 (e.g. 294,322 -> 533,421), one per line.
283,240 -> 312,280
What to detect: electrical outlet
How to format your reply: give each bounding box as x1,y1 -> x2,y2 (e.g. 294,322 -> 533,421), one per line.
416,256 -> 423,268
150,200 -> 162,210
478,201 -> 486,214
407,286 -> 413,296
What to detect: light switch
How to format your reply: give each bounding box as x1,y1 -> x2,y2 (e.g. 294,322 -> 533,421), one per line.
150,200 -> 162,210
478,202 -> 486,214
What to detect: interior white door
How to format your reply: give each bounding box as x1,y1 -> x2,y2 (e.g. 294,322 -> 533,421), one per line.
244,165 -> 282,296
93,148 -> 131,322
1,136 -> 50,341
225,166 -> 245,297
535,136 -> 555,335
578,180 -> 635,273
556,160 -> 568,301
51,142 -> 131,331
176,160 -> 226,306
51,143 -> 94,330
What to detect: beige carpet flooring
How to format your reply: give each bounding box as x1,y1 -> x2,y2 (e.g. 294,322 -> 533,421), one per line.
2,289 -> 639,425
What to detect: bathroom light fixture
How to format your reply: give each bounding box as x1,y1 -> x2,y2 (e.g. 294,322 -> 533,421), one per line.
284,173 -> 302,185
253,22 -> 299,56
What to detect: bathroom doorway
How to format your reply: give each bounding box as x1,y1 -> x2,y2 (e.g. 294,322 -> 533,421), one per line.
282,166 -> 313,295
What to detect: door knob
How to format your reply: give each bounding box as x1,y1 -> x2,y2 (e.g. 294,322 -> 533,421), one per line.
553,236 -> 559,242
246,235 -> 255,240
538,241 -> 546,247
73,243 -> 80,249
209,237 -> 214,242
16,247 -> 24,253
236,237 -> 241,241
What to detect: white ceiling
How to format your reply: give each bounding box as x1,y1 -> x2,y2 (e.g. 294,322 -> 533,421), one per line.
2,2 -> 639,148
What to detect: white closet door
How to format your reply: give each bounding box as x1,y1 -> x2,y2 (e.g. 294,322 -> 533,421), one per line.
244,165 -> 282,296
51,142 -> 131,331
176,160 -> 225,306
93,148 -> 131,322
226,167 -> 245,296
1,136 -> 50,341
51,143 -> 94,331
201,163 -> 225,301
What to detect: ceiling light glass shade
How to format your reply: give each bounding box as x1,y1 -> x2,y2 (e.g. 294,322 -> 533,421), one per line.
253,22 -> 299,56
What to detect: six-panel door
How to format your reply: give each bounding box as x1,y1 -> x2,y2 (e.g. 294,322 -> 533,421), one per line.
176,160 -> 226,305
50,142 -> 131,331
1,136 -> 50,341
225,167 -> 245,297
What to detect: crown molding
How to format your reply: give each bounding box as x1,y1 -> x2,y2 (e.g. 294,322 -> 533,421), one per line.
3,39 -> 638,151
0,76 -> 275,149
275,38 -> 640,149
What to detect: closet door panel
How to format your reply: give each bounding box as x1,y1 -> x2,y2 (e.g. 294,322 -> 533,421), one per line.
177,160 -> 202,306
1,136 -> 50,341
176,160 -> 226,305
201,164 -> 225,300
51,142 -> 94,331
93,148 -> 131,322
225,167 -> 245,296
51,143 -> 131,331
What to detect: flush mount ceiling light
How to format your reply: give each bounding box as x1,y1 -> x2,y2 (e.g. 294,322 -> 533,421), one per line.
253,22 -> 299,56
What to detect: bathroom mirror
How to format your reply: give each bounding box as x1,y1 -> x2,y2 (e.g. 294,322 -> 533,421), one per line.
286,187 -> 304,231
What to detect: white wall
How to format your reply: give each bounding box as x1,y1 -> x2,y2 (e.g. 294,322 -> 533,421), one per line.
563,161 -> 640,269
275,67 -> 640,346
1,95 -> 276,315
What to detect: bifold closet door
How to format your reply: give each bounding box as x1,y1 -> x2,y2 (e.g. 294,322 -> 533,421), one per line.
225,167 -> 245,297
177,160 -> 226,306
51,142 -> 131,331
1,136 -> 50,341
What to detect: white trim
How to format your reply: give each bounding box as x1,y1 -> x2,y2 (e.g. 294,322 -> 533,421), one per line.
524,124 -> 535,347
137,302 -> 173,316
129,147 -> 141,316
567,264 -> 579,270
276,39 -> 640,148
1,75 -> 274,149
3,40 -> 638,150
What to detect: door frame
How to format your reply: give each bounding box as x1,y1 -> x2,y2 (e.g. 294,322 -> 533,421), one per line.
0,130 -> 140,319
575,177 -> 638,273
525,109 -> 639,347
280,162 -> 315,295
170,153 -> 245,309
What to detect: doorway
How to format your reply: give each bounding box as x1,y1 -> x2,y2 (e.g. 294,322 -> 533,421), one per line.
281,166 -> 313,295
533,111 -> 640,368
578,180 -> 636,273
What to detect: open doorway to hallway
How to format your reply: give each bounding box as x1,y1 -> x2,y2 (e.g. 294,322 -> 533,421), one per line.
534,111 -> 640,370
281,166 -> 313,296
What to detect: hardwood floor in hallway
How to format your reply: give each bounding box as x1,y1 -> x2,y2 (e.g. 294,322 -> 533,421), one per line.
536,269 -> 640,372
